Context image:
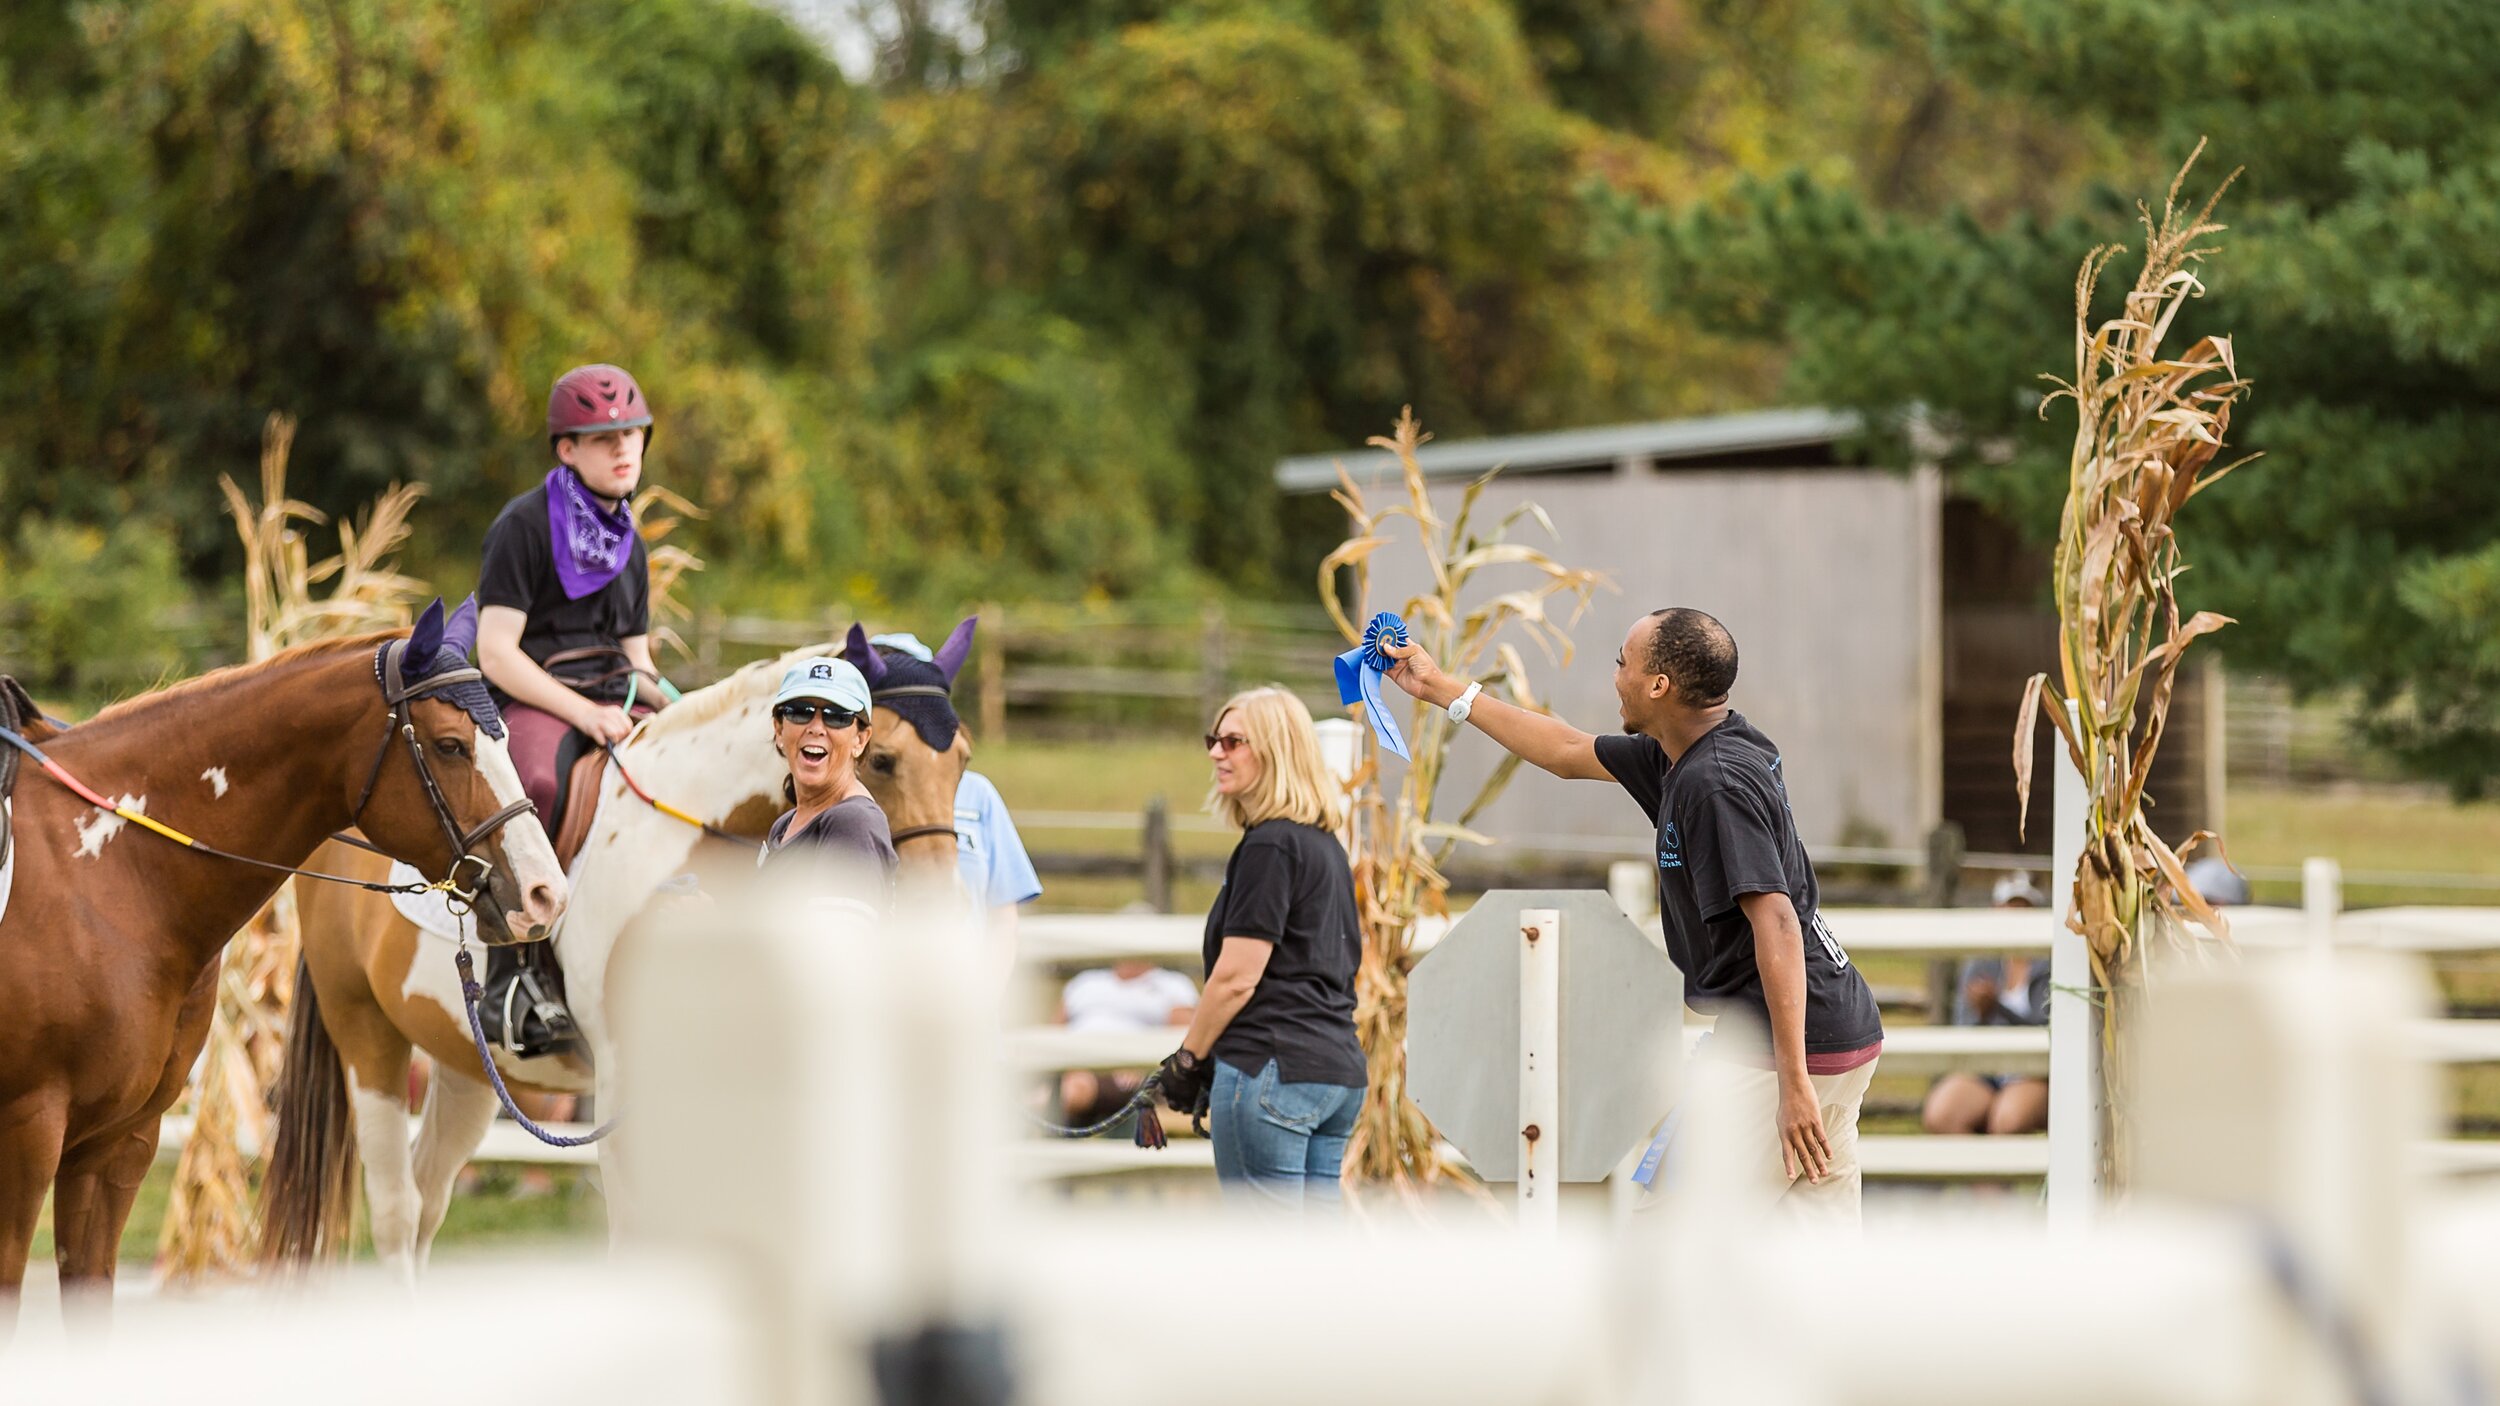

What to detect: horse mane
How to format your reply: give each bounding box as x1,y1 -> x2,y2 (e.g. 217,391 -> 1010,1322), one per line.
632,644 -> 828,741
84,630 -> 400,726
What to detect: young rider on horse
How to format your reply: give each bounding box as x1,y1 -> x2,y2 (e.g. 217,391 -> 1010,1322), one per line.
472,363 -> 663,1055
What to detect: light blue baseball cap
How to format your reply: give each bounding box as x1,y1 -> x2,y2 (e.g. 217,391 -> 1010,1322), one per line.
772,656 -> 872,715
868,632 -> 934,662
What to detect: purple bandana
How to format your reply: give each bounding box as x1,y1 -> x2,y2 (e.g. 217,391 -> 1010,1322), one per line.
544,466 -> 635,600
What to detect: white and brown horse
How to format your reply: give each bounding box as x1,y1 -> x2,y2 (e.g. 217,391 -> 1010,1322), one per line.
263,623 -> 976,1274
0,604 -> 566,1335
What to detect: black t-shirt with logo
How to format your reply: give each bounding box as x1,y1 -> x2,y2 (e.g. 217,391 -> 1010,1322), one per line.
1201,819 -> 1369,1087
1595,716 -> 1883,1055
476,483 -> 651,706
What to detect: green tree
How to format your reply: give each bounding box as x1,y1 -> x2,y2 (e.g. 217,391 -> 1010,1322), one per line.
1647,0 -> 2500,793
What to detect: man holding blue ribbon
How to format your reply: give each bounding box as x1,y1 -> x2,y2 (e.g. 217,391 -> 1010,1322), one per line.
1380,608 -> 1883,1226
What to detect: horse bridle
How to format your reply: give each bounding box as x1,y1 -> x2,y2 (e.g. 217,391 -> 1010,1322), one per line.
348,640 -> 537,914
868,681 -> 960,849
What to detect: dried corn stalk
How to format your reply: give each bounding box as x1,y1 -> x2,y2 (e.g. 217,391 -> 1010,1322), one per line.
160,414 -> 427,1281
1320,407 -> 1606,1208
632,484 -> 708,665
2014,145 -> 2255,1177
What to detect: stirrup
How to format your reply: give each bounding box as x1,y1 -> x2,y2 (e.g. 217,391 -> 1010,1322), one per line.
489,969 -> 580,1057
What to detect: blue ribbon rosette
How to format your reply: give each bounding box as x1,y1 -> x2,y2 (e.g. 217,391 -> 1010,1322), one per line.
1334,611 -> 1412,761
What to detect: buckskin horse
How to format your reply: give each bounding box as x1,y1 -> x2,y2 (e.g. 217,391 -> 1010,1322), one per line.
264,619 -> 976,1273
0,599 -> 566,1336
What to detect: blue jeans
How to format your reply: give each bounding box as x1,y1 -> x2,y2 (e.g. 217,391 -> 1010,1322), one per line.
1209,1058 -> 1362,1212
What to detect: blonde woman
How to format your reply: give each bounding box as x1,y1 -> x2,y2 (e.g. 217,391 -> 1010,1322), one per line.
1155,687 -> 1366,1211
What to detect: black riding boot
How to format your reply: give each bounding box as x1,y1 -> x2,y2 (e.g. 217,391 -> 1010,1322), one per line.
477,942 -> 582,1058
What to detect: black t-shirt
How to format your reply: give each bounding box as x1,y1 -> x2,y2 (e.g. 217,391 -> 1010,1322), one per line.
1201,819 -> 1369,1087
476,482 -> 651,705
1595,716 -> 1883,1055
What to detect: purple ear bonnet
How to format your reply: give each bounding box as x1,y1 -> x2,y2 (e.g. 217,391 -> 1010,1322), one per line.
932,617 -> 976,683
843,623 -> 889,685
400,594 -> 506,740
846,618 -> 970,754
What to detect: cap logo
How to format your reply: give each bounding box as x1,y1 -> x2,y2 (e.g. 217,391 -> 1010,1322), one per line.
810,663 -> 833,679
609,407 -> 620,419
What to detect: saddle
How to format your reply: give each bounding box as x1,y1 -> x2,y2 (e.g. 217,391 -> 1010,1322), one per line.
546,728 -> 613,872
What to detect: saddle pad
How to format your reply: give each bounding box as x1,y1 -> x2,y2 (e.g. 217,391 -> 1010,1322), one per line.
389,861 -> 476,945
0,800 -> 14,929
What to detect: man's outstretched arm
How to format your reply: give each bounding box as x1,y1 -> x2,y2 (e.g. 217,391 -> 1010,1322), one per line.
1377,639 -> 1611,781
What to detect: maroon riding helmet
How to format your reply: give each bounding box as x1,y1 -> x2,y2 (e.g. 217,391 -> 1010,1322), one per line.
546,364 -> 655,447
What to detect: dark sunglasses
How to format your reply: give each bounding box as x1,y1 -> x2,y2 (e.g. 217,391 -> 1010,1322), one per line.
776,701 -> 863,728
1204,732 -> 1250,755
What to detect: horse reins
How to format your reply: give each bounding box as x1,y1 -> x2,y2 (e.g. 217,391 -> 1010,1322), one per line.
868,681 -> 960,850
0,642 -> 535,911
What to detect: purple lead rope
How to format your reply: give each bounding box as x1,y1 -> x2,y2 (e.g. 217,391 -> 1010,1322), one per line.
454,942 -> 616,1147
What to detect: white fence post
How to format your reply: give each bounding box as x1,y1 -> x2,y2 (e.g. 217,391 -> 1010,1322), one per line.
1606,860 -> 1655,924
2047,700 -> 2100,1230
1518,907 -> 1561,1232
2304,856 -> 2343,952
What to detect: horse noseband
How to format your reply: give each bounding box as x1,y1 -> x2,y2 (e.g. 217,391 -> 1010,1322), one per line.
888,823 -> 959,848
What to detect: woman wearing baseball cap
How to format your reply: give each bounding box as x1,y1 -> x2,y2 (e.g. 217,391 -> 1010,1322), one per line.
760,656 -> 899,885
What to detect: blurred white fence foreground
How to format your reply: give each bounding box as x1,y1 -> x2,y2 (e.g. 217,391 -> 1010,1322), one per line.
13,885 -> 2500,1406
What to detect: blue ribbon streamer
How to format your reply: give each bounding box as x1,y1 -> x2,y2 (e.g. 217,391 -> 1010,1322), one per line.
1333,612 -> 1411,761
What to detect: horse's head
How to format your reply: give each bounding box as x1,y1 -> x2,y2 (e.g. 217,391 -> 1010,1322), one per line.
357,598 -> 569,944
843,619 -> 975,875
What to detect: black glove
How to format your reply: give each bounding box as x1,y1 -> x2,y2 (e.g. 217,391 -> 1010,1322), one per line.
1156,1048 -> 1213,1115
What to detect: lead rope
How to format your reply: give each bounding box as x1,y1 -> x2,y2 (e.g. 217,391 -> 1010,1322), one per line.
454,940 -> 616,1147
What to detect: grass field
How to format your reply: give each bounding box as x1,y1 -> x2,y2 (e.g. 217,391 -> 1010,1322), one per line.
43,1160 -> 605,1269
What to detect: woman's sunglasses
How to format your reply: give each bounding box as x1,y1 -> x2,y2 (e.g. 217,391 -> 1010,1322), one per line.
776,701 -> 863,729
1203,732 -> 1250,755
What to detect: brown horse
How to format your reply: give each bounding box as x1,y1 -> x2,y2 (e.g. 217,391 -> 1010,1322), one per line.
0,614 -> 566,1335
264,622 -> 974,1275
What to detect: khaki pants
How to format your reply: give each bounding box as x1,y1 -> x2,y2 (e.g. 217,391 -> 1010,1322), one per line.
1678,1052 -> 1879,1229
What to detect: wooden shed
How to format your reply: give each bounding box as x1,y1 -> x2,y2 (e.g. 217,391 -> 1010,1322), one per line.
1276,409 -> 2223,868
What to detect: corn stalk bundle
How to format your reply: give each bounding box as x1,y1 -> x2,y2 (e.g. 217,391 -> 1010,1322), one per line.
159,414 -> 427,1281
632,484 -> 707,665
1319,408 -> 1606,1208
2014,147 -> 2254,1174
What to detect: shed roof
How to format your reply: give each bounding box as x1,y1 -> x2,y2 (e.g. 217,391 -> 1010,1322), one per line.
1272,407 -> 1865,493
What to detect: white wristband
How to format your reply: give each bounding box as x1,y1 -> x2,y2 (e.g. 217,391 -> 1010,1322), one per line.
1446,681 -> 1484,724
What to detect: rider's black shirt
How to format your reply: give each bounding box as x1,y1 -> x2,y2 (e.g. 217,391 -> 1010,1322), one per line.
476,483 -> 651,706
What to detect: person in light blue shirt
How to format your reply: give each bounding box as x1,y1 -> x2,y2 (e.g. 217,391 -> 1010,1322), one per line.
871,634 -> 1044,950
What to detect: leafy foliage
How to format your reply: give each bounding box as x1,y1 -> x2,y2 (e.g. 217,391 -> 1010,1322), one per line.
1644,0 -> 2500,793
3,0 -> 2129,695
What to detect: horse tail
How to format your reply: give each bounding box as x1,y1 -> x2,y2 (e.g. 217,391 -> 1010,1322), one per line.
259,956 -> 360,1266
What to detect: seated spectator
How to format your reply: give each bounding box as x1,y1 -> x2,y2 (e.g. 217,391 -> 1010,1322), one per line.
1059,959 -> 1198,1123
1921,872 -> 2050,1137
2184,854 -> 2251,908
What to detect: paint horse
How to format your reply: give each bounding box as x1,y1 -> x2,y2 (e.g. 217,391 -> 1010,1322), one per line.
0,602 -> 566,1336
262,620 -> 977,1274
